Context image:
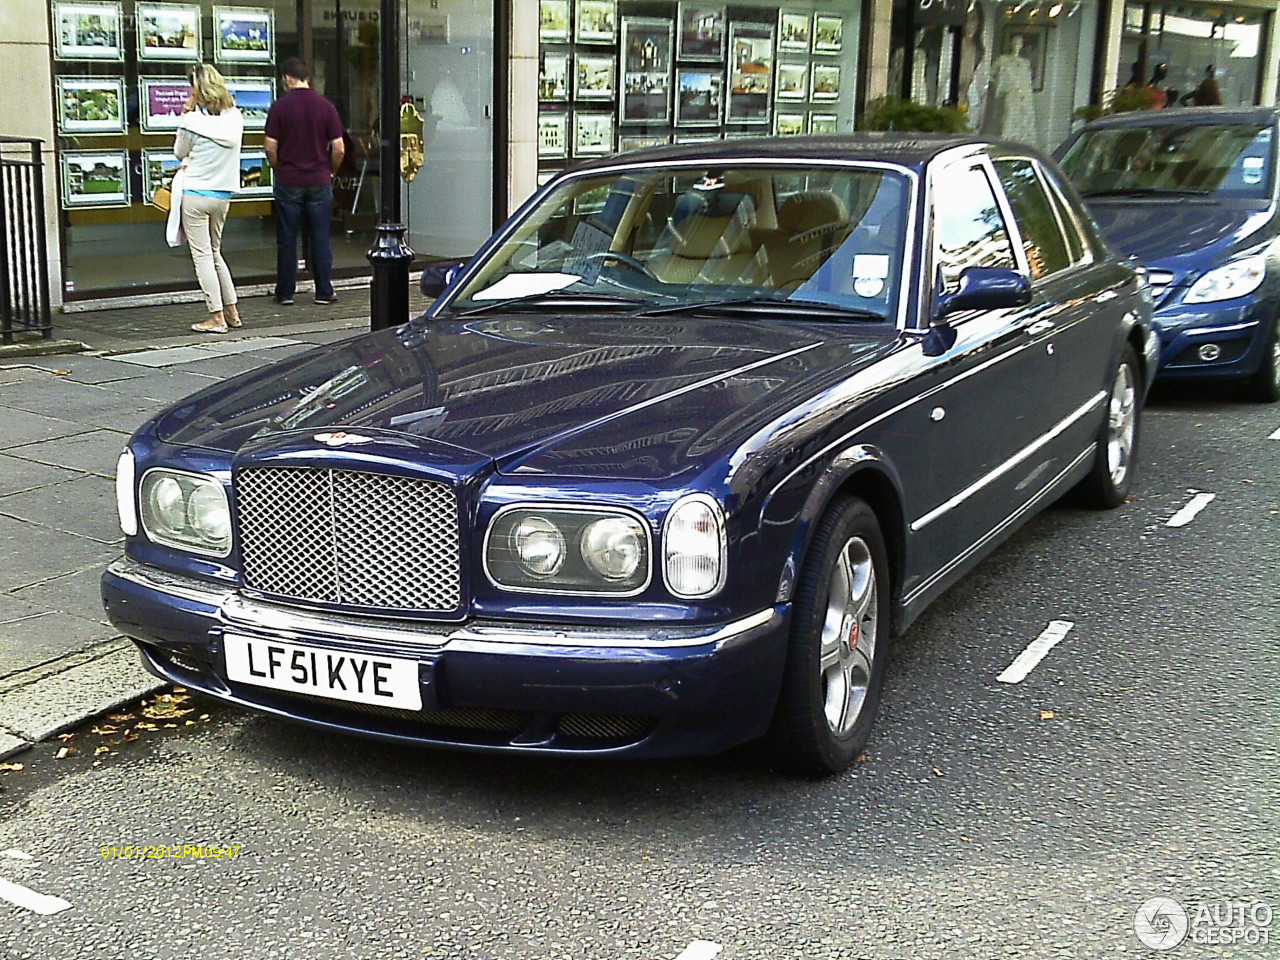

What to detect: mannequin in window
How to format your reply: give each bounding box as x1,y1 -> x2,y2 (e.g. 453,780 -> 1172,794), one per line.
958,3 -> 989,130
990,34 -> 1036,145
1146,64 -> 1168,108
1190,66 -> 1223,105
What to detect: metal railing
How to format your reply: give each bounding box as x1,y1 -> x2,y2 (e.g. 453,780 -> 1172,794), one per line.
0,137 -> 53,343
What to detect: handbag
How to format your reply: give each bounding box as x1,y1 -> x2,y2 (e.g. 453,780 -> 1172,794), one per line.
151,185 -> 172,213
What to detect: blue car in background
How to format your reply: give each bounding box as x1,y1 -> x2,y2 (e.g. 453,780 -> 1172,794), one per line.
1057,107 -> 1280,402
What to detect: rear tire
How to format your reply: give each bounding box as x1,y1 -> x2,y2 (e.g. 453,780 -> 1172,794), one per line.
1077,345 -> 1141,509
769,497 -> 890,776
1245,320 -> 1280,403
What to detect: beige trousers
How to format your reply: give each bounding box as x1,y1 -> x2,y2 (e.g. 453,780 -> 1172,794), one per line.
182,194 -> 238,314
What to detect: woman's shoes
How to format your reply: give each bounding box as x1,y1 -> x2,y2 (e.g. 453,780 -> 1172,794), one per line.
191,318 -> 228,333
227,315 -> 242,328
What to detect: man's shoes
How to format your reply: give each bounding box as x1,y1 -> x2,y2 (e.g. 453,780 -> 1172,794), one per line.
272,296 -> 294,306
314,294 -> 339,305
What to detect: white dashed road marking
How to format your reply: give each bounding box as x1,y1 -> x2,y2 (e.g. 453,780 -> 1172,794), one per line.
1269,425 -> 1280,440
1167,492 -> 1216,528
674,941 -> 723,960
0,850 -> 32,861
0,877 -> 71,915
997,620 -> 1074,684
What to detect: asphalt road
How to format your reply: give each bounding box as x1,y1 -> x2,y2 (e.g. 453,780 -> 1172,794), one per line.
0,382 -> 1277,960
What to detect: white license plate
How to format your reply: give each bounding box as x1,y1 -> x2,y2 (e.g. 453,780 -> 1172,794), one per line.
224,634 -> 423,710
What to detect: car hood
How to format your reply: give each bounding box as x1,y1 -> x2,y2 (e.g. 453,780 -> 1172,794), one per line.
1084,198 -> 1271,269
155,314 -> 894,480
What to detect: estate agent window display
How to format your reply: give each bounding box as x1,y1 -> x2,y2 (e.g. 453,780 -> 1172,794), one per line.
537,0 -> 859,182
49,0 -> 285,297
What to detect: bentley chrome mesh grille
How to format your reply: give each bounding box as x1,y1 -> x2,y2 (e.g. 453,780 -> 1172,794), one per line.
237,467 -> 461,611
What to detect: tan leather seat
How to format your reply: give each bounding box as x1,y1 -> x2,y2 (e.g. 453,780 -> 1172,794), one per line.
648,192 -> 768,286
768,191 -> 851,288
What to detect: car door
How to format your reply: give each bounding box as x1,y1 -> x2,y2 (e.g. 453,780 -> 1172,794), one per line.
990,155 -> 1113,472
908,155 -> 1056,580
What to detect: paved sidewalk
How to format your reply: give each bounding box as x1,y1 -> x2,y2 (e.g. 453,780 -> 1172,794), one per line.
0,293 -> 376,758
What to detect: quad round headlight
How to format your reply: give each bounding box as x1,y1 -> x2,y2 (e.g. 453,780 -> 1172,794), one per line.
511,515 -> 566,578
138,469 -> 231,557
580,517 -> 643,582
148,476 -> 186,530
486,506 -> 650,594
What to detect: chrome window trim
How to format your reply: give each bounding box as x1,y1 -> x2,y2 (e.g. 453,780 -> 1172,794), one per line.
991,154 -> 1084,283
137,466 -> 233,559
909,390 -> 1106,531
925,153 -> 1026,316
482,501 -> 655,597
435,157 -> 921,332
661,492 -> 728,599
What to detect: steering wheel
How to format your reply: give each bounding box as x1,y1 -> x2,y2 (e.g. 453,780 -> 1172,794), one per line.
583,250 -> 660,282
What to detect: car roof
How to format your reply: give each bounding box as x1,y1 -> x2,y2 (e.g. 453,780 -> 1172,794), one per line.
1079,105 -> 1280,130
572,133 -> 1050,174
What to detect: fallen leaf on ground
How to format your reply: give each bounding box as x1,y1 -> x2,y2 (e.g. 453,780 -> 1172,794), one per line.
933,767 -> 944,776
1040,710 -> 1055,720
94,746 -> 110,756
56,733 -> 75,742
123,731 -> 139,742
108,714 -> 132,723
92,725 -> 119,736
142,704 -> 193,719
55,747 -> 75,759
52,369 -> 70,376
134,722 -> 158,731
163,723 -> 177,729
855,753 -> 868,763
0,763 -> 23,772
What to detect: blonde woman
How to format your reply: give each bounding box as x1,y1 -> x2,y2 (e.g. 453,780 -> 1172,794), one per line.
175,63 -> 245,333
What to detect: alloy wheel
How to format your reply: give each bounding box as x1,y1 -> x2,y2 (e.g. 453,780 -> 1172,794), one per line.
819,536 -> 878,736
1107,362 -> 1137,487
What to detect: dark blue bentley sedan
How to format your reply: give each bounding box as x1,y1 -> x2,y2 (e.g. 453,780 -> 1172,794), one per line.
1056,107 -> 1280,402
102,137 -> 1156,774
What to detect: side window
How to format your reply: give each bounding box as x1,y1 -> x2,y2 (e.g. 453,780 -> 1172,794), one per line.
993,159 -> 1073,280
932,162 -> 1017,295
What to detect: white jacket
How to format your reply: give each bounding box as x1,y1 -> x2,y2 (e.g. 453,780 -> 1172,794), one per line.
174,108 -> 244,193
165,168 -> 186,247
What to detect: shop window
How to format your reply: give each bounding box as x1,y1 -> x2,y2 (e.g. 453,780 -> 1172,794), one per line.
889,0 -> 1101,154
1118,3 -> 1265,109
536,0 -> 862,182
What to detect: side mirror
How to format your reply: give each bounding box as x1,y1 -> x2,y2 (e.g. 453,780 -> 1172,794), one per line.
935,267 -> 1031,321
420,260 -> 467,300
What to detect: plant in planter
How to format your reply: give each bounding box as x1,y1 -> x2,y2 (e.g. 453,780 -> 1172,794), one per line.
858,97 -> 970,134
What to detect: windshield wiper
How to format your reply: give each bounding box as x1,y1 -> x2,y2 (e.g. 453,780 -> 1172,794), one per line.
636,295 -> 887,322
1080,187 -> 1212,198
453,289 -> 650,317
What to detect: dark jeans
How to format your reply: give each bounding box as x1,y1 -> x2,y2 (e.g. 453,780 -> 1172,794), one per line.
274,184 -> 334,300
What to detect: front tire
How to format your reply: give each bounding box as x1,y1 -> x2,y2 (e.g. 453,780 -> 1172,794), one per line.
770,497 -> 890,775
1245,320 -> 1280,403
1077,345 -> 1141,508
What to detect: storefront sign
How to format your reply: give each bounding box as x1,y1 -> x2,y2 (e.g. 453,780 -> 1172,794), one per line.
915,0 -> 968,27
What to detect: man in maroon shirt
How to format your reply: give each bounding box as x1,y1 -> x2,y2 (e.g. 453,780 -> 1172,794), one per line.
264,57 -> 345,305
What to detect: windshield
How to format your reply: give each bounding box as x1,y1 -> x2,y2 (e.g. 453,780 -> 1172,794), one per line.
446,164 -> 911,321
1058,123 -> 1274,200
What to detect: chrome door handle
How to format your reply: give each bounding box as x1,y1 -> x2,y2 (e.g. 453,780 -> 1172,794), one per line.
1027,319 -> 1054,336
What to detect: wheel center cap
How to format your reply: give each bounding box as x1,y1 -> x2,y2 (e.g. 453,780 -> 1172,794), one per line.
847,620 -> 860,650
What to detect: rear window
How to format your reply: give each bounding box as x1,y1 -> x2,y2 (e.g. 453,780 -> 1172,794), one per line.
1058,123 -> 1274,200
